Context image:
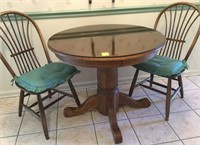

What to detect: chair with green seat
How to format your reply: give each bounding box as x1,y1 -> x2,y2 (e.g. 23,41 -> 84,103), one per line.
0,11 -> 81,139
129,2 -> 200,121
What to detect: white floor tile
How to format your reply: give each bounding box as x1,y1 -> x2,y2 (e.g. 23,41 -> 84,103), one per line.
182,77 -> 200,90
0,136 -> 16,145
187,75 -> 200,88
131,86 -> 148,97
156,140 -> 183,145
0,113 -> 22,138
16,131 -> 56,145
0,97 -> 25,115
58,89 -> 88,107
57,125 -> 97,145
124,96 -> 160,119
182,137 -> 200,145
95,120 -> 140,145
183,89 -> 200,110
19,107 -> 57,135
148,94 -> 191,115
118,84 -> 147,97
168,111 -> 200,139
57,107 -> 93,129
130,115 -> 179,145
92,108 -> 127,124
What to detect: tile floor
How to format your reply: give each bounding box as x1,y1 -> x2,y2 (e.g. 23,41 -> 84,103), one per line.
0,75 -> 200,145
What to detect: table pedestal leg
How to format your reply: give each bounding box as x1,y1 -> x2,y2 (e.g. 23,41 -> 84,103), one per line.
96,68 -> 122,143
64,94 -> 98,117
64,68 -> 150,144
119,92 -> 151,107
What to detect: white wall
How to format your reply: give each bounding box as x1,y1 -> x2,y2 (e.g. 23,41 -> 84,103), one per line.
1,0 -> 199,12
1,2 -> 200,98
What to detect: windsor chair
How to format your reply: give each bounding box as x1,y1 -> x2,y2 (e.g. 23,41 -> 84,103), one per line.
129,2 -> 200,121
0,11 -> 81,139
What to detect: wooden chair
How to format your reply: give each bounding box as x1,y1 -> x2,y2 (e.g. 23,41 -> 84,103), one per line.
129,2 -> 200,121
0,11 -> 81,139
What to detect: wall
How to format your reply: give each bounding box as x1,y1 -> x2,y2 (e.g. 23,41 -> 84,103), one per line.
1,1 -> 200,98
1,0 -> 199,12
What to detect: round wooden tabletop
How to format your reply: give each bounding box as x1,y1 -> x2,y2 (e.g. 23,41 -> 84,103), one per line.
48,24 -> 165,68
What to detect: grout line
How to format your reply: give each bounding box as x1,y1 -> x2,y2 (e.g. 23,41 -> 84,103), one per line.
151,139 -> 182,145
55,123 -> 95,133
122,106 -> 142,145
86,88 -> 99,145
91,112 -> 99,145
14,95 -> 31,145
181,136 -> 200,141
55,93 -> 59,145
140,86 -> 165,119
193,109 -> 200,118
186,75 -> 200,89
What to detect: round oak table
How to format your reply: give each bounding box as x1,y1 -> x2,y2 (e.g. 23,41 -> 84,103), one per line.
48,24 -> 165,144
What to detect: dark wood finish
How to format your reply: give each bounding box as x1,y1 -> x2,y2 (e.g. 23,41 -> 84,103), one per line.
48,24 -> 165,143
89,0 -> 92,4
155,2 -> 200,61
49,25 -> 166,68
129,2 -> 200,121
89,0 -> 115,4
64,68 -> 150,143
0,11 -> 81,139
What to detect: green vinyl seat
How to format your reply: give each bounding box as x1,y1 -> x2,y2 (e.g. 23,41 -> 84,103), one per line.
134,55 -> 188,77
13,62 -> 80,93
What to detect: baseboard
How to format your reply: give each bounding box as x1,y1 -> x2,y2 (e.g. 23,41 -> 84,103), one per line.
0,90 -> 20,98
0,70 -> 199,98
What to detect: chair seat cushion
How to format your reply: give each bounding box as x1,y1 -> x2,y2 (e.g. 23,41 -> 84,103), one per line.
134,55 -> 188,77
13,62 -> 80,93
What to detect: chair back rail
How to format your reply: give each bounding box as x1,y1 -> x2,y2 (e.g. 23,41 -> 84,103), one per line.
154,2 -> 200,61
0,11 -> 51,75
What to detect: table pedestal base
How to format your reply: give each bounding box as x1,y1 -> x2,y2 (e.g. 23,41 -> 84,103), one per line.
64,68 -> 150,144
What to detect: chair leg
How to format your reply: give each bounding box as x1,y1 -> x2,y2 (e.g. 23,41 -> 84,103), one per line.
19,90 -> 25,117
150,74 -> 154,87
48,90 -> 52,98
165,78 -> 172,121
178,75 -> 184,98
129,69 -> 139,97
37,94 -> 49,140
68,79 -> 81,106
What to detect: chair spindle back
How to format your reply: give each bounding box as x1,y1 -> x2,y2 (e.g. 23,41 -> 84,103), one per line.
154,2 -> 200,61
0,11 -> 51,76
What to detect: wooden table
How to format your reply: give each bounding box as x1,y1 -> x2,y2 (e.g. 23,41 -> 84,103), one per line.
48,24 -> 165,144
